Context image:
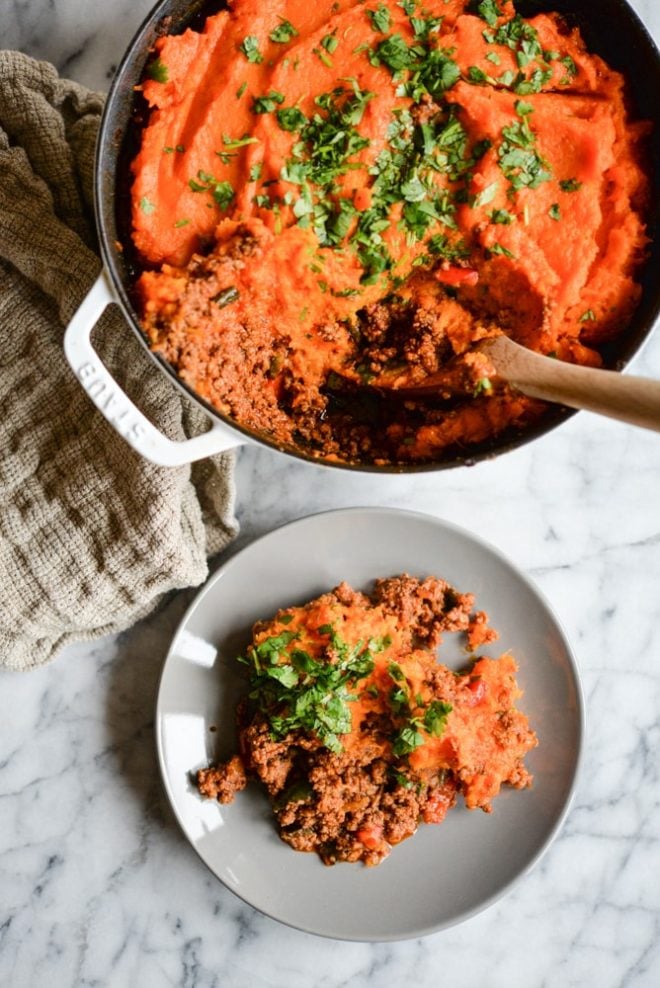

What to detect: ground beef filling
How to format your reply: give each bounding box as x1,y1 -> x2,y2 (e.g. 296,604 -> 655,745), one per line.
195,575 -> 537,866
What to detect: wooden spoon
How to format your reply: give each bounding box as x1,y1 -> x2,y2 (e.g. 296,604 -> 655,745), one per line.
377,335 -> 660,433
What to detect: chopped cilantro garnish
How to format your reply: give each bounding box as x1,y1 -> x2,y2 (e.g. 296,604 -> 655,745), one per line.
370,33 -> 414,73
407,48 -> 461,100
188,171 -> 234,210
559,54 -> 578,82
236,82 -> 247,99
276,106 -> 307,132
475,0 -> 502,28
392,723 -> 425,756
515,100 -> 534,116
146,58 -> 169,83
212,286 -> 240,307
560,177 -> 582,192
427,233 -> 469,260
273,781 -> 313,809
579,309 -> 596,322
468,65 -> 489,84
139,196 -> 156,215
410,15 -> 442,39
240,624 -> 382,753
549,202 -> 561,221
514,67 -> 552,94
490,207 -> 515,224
472,181 -> 498,207
314,47 -> 334,68
221,134 -> 259,150
367,4 -> 391,33
281,85 -> 373,191
382,661 -> 455,754
239,35 -> 263,64
489,242 -> 516,258
489,14 -> 553,92
252,90 -> 286,114
391,768 -> 415,789
215,134 -> 257,165
423,700 -> 453,736
212,183 -> 234,209
388,661 -> 406,683
494,13 -> 541,61
173,218 -> 190,228
331,287 -> 361,298
321,33 -> 339,54
498,104 -> 551,191
249,162 -> 263,181
269,19 -> 298,43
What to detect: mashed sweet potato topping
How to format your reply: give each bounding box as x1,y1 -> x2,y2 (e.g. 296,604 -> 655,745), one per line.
132,0 -> 649,464
196,575 -> 537,866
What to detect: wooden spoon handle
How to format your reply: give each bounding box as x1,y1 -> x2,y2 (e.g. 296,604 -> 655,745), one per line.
484,337 -> 660,433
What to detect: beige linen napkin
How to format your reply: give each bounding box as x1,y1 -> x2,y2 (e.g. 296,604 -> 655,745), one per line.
0,52 -> 238,671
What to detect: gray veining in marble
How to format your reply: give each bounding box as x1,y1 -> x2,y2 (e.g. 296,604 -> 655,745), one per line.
2,0 -> 660,985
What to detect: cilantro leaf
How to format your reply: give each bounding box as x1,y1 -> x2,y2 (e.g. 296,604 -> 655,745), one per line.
489,242 -> 516,258
472,181 -> 498,207
212,286 -> 239,307
476,0 -> 501,27
241,623 -> 378,753
188,171 -> 234,210
498,107 -> 552,191
468,65 -> 489,84
269,19 -> 298,43
474,377 -> 493,396
321,33 -> 339,54
423,700 -> 453,736
239,35 -> 263,64
392,723 -> 424,756
367,4 -> 391,33
370,33 -> 415,73
252,90 -> 286,114
146,58 -> 169,83
410,15 -> 442,39
276,106 -> 307,132
489,207 -> 515,224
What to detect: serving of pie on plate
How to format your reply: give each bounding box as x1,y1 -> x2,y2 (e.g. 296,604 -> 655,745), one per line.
155,508 -> 583,940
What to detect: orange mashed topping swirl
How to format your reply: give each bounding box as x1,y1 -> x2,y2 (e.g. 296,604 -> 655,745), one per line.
131,0 -> 650,464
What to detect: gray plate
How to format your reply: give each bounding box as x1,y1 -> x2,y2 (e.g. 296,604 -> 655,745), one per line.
155,507 -> 584,941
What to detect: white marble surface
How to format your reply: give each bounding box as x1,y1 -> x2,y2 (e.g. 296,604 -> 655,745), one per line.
2,1 -> 660,985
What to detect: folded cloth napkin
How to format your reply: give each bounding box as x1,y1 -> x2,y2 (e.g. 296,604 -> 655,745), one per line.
0,52 -> 238,671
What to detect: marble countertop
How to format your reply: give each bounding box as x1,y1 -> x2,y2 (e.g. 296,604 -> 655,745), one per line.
2,1 -> 660,985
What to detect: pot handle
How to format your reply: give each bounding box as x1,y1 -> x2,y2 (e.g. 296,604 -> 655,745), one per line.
64,271 -> 246,466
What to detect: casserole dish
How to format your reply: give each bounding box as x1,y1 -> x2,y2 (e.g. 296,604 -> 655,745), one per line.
64,0 -> 660,470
